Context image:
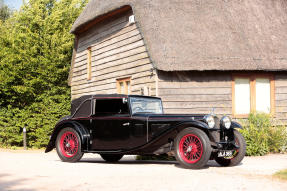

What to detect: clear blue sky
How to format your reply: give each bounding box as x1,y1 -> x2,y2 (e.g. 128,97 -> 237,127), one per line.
4,0 -> 23,10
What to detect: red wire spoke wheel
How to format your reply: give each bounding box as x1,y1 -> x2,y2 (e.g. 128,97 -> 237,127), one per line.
60,131 -> 79,158
179,134 -> 203,164
175,127 -> 211,169
56,127 -> 83,162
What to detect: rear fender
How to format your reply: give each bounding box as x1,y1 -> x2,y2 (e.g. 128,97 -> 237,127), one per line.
45,121 -> 89,153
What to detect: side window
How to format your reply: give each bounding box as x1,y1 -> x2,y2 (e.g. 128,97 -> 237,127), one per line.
95,99 -> 129,116
73,100 -> 91,118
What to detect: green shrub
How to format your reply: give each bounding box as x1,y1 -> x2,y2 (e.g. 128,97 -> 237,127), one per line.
268,125 -> 287,153
240,113 -> 287,156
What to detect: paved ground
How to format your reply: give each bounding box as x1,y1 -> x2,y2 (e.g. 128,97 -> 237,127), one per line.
0,149 -> 287,191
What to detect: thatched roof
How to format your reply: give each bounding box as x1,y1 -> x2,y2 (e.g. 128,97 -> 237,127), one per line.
71,0 -> 287,71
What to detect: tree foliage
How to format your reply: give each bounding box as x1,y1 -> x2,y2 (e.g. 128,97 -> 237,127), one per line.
0,0 -> 12,22
0,0 -> 87,148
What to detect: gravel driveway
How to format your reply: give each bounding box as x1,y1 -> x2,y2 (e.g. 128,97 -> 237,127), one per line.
0,149 -> 287,191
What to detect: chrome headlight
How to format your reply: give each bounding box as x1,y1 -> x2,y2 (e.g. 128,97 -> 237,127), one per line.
221,116 -> 232,129
203,115 -> 215,128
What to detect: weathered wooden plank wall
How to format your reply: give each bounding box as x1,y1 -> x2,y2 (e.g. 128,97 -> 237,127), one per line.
70,10 -> 156,99
157,71 -> 232,115
158,71 -> 287,123
275,74 -> 287,123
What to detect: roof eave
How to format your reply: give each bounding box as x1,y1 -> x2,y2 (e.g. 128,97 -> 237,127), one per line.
70,5 -> 132,35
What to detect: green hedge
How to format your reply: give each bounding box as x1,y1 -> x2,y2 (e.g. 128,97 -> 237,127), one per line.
0,95 -> 70,148
0,0 -> 87,148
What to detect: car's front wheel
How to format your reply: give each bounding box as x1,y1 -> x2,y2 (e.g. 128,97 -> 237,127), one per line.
56,127 -> 83,162
175,127 -> 211,169
215,129 -> 246,167
100,154 -> 124,162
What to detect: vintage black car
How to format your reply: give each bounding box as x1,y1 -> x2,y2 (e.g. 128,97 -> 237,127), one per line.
45,94 -> 246,169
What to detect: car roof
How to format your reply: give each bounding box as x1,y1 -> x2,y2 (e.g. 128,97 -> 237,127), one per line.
73,94 -> 161,100
70,94 -> 161,117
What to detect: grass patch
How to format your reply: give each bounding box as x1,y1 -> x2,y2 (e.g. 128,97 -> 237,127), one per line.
274,169 -> 287,181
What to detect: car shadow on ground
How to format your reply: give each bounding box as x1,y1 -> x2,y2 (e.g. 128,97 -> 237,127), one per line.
77,159 -> 226,169
79,158 -> 178,165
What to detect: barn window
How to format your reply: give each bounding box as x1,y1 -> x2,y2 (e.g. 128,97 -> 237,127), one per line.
87,47 -> 92,80
234,78 -> 251,115
117,77 -> 131,94
232,74 -> 274,118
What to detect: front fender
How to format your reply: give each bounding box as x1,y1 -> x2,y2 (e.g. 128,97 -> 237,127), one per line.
175,121 -> 211,133
231,121 -> 243,129
45,121 -> 89,153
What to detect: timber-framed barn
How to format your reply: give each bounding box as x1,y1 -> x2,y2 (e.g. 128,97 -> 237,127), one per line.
68,0 -> 287,121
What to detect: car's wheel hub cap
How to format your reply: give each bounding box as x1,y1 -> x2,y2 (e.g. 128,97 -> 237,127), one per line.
186,143 -> 198,154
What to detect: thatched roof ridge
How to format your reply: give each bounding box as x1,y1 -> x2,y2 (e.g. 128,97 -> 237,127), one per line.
71,0 -> 287,71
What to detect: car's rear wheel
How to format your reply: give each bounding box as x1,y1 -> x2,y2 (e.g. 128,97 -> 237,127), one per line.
56,127 -> 83,162
175,127 -> 211,169
100,154 -> 123,162
215,129 -> 246,167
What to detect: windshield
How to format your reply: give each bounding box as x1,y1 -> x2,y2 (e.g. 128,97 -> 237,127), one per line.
130,97 -> 163,114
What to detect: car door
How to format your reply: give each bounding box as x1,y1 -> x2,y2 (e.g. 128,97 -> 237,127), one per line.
129,114 -> 148,148
90,98 -> 132,150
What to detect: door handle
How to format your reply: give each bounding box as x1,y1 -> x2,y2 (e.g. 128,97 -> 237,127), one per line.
123,122 -> 130,126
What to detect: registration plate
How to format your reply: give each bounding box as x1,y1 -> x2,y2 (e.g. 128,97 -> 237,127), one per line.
218,150 -> 233,157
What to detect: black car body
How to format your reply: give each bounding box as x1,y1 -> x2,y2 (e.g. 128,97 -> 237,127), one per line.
46,94 -> 246,169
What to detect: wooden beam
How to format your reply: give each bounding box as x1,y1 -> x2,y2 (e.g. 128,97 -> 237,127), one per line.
270,75 -> 275,116
68,36 -> 79,86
